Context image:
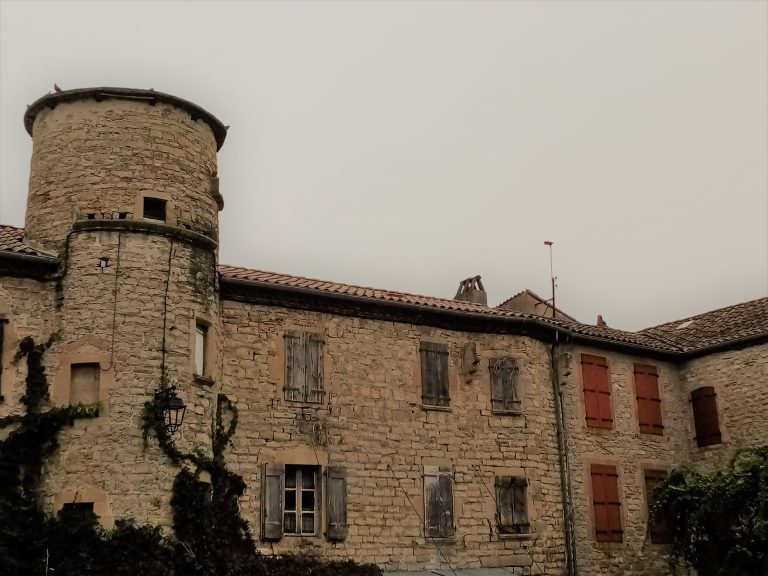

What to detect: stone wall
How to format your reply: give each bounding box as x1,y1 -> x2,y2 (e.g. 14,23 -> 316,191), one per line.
562,345 -> 690,576
220,301 -> 568,574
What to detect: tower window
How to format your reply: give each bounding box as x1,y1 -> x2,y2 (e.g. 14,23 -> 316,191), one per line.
195,323 -> 207,377
143,197 -> 167,222
70,363 -> 100,405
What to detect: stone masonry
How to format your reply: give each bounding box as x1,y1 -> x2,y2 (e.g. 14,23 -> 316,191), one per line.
0,87 -> 766,575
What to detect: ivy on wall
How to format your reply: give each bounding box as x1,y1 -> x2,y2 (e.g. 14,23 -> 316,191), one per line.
0,336 -> 380,576
653,446 -> 768,576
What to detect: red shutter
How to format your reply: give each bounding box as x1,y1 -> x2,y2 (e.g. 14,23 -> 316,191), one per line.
634,364 -> 663,435
591,464 -> 623,542
581,355 -> 613,429
691,387 -> 722,447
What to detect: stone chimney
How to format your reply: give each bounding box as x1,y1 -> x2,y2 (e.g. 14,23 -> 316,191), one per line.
455,276 -> 487,306
596,314 -> 607,327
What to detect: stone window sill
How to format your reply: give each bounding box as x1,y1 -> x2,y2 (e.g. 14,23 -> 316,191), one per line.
422,404 -> 452,412
194,375 -> 215,387
424,536 -> 457,544
492,410 -> 523,416
498,531 -> 535,540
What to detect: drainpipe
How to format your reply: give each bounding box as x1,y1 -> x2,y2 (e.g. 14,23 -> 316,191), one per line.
550,330 -> 577,575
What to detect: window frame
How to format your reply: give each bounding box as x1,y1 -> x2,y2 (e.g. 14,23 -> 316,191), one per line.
691,386 -> 722,447
489,357 -> 522,415
633,363 -> 664,435
420,342 -> 450,409
423,465 -> 455,540
284,333 -> 325,404
142,196 -> 168,223
194,322 -> 207,377
495,476 -> 530,534
590,463 -> 623,543
283,465 -> 319,537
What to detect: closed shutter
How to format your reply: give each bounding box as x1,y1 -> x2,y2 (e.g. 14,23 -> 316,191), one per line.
496,476 -> 529,533
581,355 -> 613,429
490,358 -> 521,413
644,469 -> 670,544
424,466 -> 454,538
634,364 -> 663,435
691,386 -> 722,447
421,343 -> 449,407
284,335 -> 304,402
326,467 -> 348,541
591,464 -> 623,542
306,337 -> 325,404
261,463 -> 283,540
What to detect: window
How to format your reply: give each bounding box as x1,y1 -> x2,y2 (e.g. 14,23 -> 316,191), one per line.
284,465 -> 318,536
424,466 -> 454,538
260,464 -> 348,542
70,363 -> 100,405
195,322 -> 207,377
644,469 -> 670,544
590,464 -> 623,542
691,386 -> 722,447
581,354 -> 612,429
60,502 -> 95,522
495,476 -> 530,534
420,342 -> 449,407
490,358 -> 521,413
634,364 -> 663,435
143,197 -> 167,222
284,334 -> 324,403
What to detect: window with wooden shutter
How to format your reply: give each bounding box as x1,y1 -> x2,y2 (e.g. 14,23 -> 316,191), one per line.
581,354 -> 613,429
691,386 -> 722,447
495,476 -> 530,534
261,463 -> 283,540
424,466 -> 454,538
326,467 -> 348,541
590,464 -> 623,542
420,342 -> 450,407
490,358 -> 521,414
634,364 -> 663,435
284,334 -> 324,403
644,469 -> 670,544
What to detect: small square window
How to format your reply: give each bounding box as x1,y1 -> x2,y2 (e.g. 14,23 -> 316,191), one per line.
143,197 -> 167,222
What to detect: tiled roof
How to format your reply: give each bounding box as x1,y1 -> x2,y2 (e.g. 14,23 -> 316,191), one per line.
496,288 -> 578,322
641,297 -> 768,351
0,224 -> 51,257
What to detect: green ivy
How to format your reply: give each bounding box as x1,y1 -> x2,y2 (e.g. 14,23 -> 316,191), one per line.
653,446 -> 768,576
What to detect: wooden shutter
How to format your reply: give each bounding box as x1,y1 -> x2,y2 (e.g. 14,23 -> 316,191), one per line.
644,469 -> 670,544
691,386 -> 722,447
261,463 -> 283,540
424,466 -> 454,538
591,464 -> 623,542
326,467 -> 348,541
496,476 -> 529,533
634,364 -> 663,435
490,358 -> 521,413
581,355 -> 613,429
306,337 -> 324,403
421,343 -> 449,407
284,335 -> 304,401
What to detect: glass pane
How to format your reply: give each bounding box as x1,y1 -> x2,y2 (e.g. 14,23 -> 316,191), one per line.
301,490 -> 315,510
283,512 -> 296,534
285,490 -> 296,511
301,469 -> 315,489
301,513 -> 315,534
285,469 -> 296,488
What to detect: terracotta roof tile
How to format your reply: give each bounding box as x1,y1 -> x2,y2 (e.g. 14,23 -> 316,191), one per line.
0,224 -> 51,257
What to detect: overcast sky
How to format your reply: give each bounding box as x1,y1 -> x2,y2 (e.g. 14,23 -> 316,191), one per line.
1,0 -> 766,331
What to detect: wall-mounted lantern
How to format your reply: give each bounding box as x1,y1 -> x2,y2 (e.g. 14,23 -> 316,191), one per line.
154,386 -> 186,434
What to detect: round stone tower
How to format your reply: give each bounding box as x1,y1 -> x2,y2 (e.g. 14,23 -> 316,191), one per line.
22,88 -> 228,526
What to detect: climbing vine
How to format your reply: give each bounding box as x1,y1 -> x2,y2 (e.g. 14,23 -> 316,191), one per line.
653,446 -> 768,576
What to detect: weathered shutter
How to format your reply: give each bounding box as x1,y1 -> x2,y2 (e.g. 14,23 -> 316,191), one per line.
495,476 -> 515,532
691,386 -> 722,447
424,465 -> 454,538
512,477 -> 529,530
421,343 -> 449,407
490,358 -> 521,413
581,355 -> 612,429
306,337 -> 324,404
644,469 -> 670,544
326,467 -> 348,541
591,464 -> 622,542
261,463 -> 283,540
634,364 -> 663,435
284,334 -> 304,401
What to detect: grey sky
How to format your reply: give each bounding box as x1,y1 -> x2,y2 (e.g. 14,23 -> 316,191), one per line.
1,0 -> 766,331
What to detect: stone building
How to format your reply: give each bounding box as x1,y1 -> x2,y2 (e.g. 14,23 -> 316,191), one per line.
0,87 -> 766,575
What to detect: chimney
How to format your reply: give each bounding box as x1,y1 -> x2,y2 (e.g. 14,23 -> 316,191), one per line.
455,275 -> 487,306
596,314 -> 607,327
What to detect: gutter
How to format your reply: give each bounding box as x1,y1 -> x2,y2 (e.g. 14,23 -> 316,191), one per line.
0,250 -> 60,267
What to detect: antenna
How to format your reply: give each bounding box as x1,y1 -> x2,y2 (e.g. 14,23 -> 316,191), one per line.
544,241 -> 557,319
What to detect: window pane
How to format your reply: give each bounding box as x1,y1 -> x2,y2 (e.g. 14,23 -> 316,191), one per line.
301,469 -> 315,489
283,512 -> 297,534
301,490 -> 315,510
285,468 -> 297,488
301,513 -> 315,534
285,490 -> 296,511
